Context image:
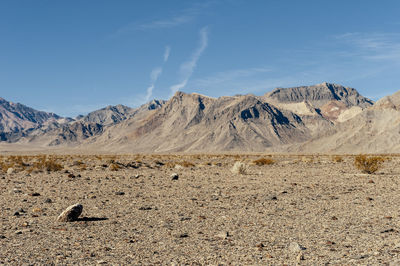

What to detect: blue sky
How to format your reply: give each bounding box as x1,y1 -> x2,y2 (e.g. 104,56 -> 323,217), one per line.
1,0 -> 399,117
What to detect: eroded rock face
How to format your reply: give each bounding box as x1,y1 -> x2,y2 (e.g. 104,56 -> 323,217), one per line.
56,204 -> 83,222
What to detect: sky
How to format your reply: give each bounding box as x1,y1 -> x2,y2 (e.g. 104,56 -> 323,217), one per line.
0,0 -> 399,117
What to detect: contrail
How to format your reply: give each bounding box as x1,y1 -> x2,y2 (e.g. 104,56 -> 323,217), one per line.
145,46 -> 171,102
170,27 -> 208,95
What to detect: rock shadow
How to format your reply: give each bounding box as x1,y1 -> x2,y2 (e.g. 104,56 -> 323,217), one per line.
77,217 -> 108,222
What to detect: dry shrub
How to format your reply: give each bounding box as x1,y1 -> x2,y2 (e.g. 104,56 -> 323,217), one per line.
231,161 -> 248,175
164,161 -> 176,168
253,158 -> 274,166
109,163 -> 120,171
178,161 -> 195,168
31,156 -> 63,172
354,155 -> 384,174
332,155 -> 343,162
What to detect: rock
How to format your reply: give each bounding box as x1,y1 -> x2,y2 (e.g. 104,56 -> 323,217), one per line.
56,203 -> 83,222
44,198 -> 52,203
115,191 -> 125,195
7,168 -> 14,175
179,233 -> 189,238
171,173 -> 179,180
289,242 -> 305,253
13,211 -> 20,216
216,231 -> 230,239
29,192 -> 41,196
297,252 -> 305,262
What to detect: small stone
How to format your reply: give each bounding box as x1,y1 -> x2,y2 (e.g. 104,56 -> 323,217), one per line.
297,252 -> 305,261
289,242 -> 305,253
29,192 -> 41,197
179,233 -> 189,238
216,231 -> 229,239
13,211 -> 20,216
56,203 -> 83,222
171,173 -> 179,180
7,168 -> 14,175
44,198 -> 52,203
68,173 -> 75,178
368,180 -> 375,184
0,235 -> 5,239
366,197 -> 374,201
115,191 -> 125,195
270,196 -> 278,200
15,230 -> 22,235
256,243 -> 265,250
32,207 -> 43,213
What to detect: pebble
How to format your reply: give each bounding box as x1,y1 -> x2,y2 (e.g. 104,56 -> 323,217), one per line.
216,231 -> 230,239
56,203 -> 83,222
171,173 -> 179,180
288,242 -> 305,253
115,191 -> 125,195
44,198 -> 52,203
297,252 -> 305,262
7,168 -> 14,175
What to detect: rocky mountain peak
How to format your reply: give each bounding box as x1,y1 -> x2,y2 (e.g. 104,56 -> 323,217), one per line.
264,83 -> 373,109
0,96 -> 61,133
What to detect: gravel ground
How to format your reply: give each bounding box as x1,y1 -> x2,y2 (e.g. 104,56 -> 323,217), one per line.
1,154 -> 400,265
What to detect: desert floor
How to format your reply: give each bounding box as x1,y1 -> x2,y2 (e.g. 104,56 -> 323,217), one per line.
1,154 -> 400,265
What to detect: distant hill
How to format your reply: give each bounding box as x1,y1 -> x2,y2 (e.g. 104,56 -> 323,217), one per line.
5,83 -> 400,153
0,97 -> 63,141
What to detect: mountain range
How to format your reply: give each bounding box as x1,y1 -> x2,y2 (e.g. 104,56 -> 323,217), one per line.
0,82 -> 397,153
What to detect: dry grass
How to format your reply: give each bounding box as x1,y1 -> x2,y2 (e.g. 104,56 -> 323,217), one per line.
354,155 -> 385,174
231,161 -> 248,175
178,161 -> 195,168
332,155 -> 343,163
253,158 -> 275,166
109,163 -> 120,171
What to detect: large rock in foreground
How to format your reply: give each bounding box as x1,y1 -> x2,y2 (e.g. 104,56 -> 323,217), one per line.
56,203 -> 83,222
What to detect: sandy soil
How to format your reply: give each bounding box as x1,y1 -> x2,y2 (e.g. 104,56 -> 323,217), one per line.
1,154 -> 400,265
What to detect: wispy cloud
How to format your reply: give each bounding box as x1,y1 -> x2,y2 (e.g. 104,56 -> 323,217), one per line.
164,46 -> 171,62
334,32 -> 400,62
115,2 -> 213,35
145,46 -> 171,102
170,27 -> 208,95
136,15 -> 194,31
192,67 -> 272,89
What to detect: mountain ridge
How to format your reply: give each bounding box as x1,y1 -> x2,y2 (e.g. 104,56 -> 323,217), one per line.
2,82 -> 397,153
